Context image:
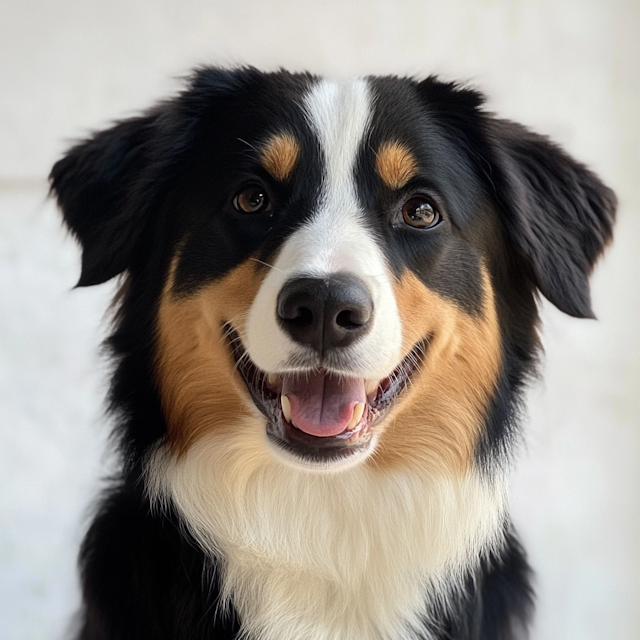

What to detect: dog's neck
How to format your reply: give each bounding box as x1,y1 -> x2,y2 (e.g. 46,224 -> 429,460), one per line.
147,427 -> 507,640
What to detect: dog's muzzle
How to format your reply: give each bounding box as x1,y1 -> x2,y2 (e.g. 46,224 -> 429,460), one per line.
226,272 -> 427,468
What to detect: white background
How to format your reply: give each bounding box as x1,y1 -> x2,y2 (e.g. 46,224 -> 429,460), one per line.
1,1 -> 638,639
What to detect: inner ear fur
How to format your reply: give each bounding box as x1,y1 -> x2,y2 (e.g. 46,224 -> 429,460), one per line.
484,118 -> 617,319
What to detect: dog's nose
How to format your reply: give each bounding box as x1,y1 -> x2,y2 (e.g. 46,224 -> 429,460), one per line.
276,274 -> 374,354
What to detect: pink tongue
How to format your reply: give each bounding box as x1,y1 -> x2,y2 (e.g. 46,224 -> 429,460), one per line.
282,371 -> 366,437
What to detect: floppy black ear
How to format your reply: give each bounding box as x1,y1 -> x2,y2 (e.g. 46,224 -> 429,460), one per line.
485,118 -> 617,318
50,112 -> 166,287
50,66 -> 265,287
415,76 -> 616,318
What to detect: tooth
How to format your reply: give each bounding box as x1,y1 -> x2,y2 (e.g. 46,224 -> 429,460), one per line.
347,402 -> 366,431
281,395 -> 292,423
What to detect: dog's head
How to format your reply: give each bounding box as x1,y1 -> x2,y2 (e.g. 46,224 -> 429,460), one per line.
51,68 -> 616,475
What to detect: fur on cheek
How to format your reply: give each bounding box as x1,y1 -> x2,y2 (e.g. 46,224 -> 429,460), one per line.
146,425 -> 508,640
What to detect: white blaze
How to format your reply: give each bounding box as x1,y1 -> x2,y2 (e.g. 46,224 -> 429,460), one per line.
245,78 -> 403,380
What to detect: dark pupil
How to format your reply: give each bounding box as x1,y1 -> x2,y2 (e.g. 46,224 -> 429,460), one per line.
245,190 -> 264,210
411,202 -> 433,222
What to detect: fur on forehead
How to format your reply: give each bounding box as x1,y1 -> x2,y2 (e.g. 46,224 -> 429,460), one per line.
49,66 -> 615,320
373,140 -> 418,190
259,132 -> 301,182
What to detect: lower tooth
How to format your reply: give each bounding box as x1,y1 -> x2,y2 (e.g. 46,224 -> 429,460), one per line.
281,395 -> 292,423
347,402 -> 366,431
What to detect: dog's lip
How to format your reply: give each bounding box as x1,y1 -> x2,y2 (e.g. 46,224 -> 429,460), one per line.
225,325 -> 428,461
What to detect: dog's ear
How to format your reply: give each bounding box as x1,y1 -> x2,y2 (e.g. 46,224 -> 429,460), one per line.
415,77 -> 616,318
484,118 -> 617,319
50,66 -> 259,287
50,112 -> 167,286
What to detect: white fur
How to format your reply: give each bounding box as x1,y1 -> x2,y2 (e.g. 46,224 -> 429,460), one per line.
146,423 -> 508,640
245,78 -> 403,381
148,77 -> 508,639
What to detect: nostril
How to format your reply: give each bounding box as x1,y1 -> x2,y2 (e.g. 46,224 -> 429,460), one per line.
336,309 -> 362,330
289,307 -> 314,327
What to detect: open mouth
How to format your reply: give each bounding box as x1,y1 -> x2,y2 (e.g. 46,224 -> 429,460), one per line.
226,326 -> 427,466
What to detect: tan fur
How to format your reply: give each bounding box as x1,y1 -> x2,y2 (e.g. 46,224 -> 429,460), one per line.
373,269 -> 501,474
151,254 -> 505,639
259,133 -> 300,182
375,141 -> 419,190
155,258 -> 265,454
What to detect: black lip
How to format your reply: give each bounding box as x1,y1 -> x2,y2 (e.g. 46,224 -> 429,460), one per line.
226,325 -> 428,465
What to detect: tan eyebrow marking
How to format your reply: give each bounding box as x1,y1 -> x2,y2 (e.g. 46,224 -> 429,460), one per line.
375,141 -> 419,190
259,132 -> 300,182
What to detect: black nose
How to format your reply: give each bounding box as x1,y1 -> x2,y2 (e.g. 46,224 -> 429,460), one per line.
276,274 -> 374,355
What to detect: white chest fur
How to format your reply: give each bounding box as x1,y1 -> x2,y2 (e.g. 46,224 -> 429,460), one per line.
146,426 -> 507,640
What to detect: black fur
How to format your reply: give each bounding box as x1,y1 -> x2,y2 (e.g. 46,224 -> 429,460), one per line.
435,528 -> 534,640
51,67 -> 615,639
76,483 -> 240,640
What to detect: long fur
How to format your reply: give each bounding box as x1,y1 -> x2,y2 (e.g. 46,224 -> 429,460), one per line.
147,429 -> 507,640
50,67 -> 616,640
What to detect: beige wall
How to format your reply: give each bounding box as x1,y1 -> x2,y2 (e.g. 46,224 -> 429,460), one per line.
1,1 -> 638,638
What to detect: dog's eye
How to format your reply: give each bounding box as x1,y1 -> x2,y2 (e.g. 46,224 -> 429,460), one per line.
401,197 -> 441,229
233,185 -> 270,214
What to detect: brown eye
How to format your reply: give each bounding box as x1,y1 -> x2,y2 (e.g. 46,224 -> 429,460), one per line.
233,185 -> 270,214
401,197 -> 441,229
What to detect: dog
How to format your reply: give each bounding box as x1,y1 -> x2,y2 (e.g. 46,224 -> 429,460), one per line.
50,67 -> 616,640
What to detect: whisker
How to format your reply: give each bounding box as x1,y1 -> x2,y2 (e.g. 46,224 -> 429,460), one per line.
237,137 -> 259,152
249,257 -> 285,273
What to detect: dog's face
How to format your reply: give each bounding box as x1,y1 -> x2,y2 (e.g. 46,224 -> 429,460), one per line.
155,75 -> 507,473
51,68 -> 616,476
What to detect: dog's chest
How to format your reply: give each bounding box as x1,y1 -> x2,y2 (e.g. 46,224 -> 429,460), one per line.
148,436 -> 507,640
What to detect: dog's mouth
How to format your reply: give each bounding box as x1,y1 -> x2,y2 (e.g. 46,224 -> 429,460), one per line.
226,326 -> 427,467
